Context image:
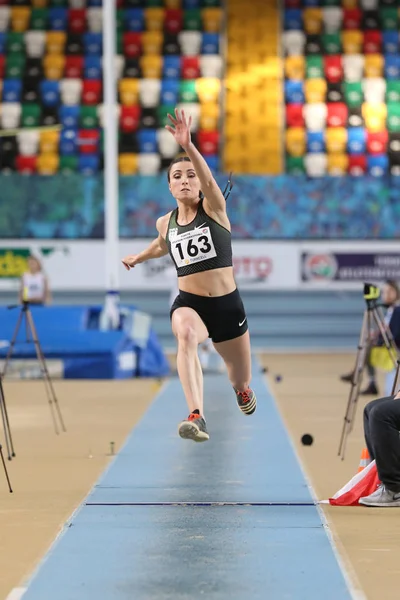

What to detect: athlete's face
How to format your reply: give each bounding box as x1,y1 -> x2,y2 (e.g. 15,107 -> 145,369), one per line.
27,257 -> 40,274
382,283 -> 398,306
169,162 -> 201,204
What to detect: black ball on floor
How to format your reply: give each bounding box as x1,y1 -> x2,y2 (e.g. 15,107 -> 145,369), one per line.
301,434 -> 313,446
262,367 -> 268,373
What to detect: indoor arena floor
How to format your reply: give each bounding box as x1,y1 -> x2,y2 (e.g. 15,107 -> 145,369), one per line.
0,353 -> 398,600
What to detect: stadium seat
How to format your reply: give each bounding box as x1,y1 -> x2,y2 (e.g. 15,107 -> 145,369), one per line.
138,152 -> 161,174
119,153 -> 138,175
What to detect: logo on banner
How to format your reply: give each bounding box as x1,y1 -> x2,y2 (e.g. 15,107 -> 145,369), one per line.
0,247 -> 66,278
302,253 -> 338,281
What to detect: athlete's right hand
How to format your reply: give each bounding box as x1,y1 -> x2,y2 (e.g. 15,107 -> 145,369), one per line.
121,255 -> 140,270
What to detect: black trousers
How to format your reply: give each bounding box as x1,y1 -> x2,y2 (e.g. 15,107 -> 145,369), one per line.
364,396 -> 400,493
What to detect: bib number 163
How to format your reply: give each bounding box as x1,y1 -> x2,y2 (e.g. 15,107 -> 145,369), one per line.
171,227 -> 216,268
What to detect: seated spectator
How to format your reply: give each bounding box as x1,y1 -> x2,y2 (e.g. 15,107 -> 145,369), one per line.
19,255 -> 51,305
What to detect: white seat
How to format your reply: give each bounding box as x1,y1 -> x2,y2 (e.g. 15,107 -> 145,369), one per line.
1,103 -> 21,129
282,31 -> 305,56
178,31 -> 202,56
97,104 -> 121,128
360,0 -> 378,8
303,103 -> 327,131
363,78 -> 386,104
0,7 -> 10,32
25,31 -> 46,58
322,7 -> 342,33
69,0 -> 86,7
139,79 -> 161,108
87,8 -> 103,32
200,55 -> 223,78
157,128 -> 179,158
305,153 -> 327,177
60,79 -> 83,105
343,55 -> 364,82
17,131 -> 39,157
176,102 -> 201,131
138,153 -> 161,175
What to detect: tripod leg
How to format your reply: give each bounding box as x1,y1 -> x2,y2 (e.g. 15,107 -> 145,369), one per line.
391,361 -> 400,396
26,310 -> 66,434
0,376 -> 15,458
0,445 -> 13,492
371,308 -> 398,369
0,394 -> 12,460
1,309 -> 25,377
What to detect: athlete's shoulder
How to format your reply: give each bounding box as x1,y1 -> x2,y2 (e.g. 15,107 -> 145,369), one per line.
156,211 -> 173,238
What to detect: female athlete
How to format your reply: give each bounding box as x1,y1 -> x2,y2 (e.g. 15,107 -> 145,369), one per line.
122,108 -> 256,442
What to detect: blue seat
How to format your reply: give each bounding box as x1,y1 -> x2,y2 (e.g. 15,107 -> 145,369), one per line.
284,80 -> 304,104
60,128 -> 78,156
84,33 -> 102,56
183,0 -> 201,6
39,80 -> 60,107
204,154 -> 219,173
347,127 -> 366,154
84,56 -> 102,79
78,154 -> 100,175
2,79 -> 22,102
306,131 -> 324,153
284,9 -> 303,30
384,54 -> 400,80
59,105 -> 80,129
87,0 -> 102,5
49,7 -> 68,31
367,154 -> 388,176
383,31 -> 399,54
160,79 -> 179,105
0,33 -> 6,54
303,0 -> 319,5
124,8 -> 144,32
163,56 -> 181,79
201,33 -> 219,55
137,129 -> 158,153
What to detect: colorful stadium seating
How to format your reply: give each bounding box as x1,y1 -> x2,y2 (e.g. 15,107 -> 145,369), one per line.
283,0 -> 400,176
0,0 -> 223,175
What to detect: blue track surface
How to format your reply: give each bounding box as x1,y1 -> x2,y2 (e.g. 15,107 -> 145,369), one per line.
21,364 -> 354,600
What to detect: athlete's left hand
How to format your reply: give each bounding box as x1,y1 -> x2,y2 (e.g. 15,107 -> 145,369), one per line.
165,108 -> 192,150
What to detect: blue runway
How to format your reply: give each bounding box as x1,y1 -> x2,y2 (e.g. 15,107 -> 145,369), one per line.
21,363 -> 355,600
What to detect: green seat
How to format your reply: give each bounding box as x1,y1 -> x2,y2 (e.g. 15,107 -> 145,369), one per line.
321,0 -> 340,6
202,0 -> 221,6
386,81 -> 400,104
286,155 -> 305,175
157,104 -> 175,127
80,106 -> 98,129
179,80 -> 198,103
387,103 -> 400,132
117,10 -> 123,33
380,7 -> 398,30
5,54 -> 25,79
344,81 -> 363,107
306,55 -> 323,79
6,33 -> 24,55
322,33 -> 341,55
59,156 -> 78,173
144,0 -> 163,5
21,104 -> 41,128
184,9 -> 202,31
31,8 -> 48,30
50,0 -> 68,6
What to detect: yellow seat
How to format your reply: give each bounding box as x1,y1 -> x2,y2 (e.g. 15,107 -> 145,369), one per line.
286,127 -> 306,157
36,153 -> 59,175
46,32 -> 66,55
327,153 -> 349,175
119,79 -> 140,106
144,8 -> 165,31
196,78 -> 221,103
139,55 -> 162,79
305,79 -> 327,103
142,31 -> 163,55
40,130 -> 59,154
200,103 -> 219,131
43,54 -> 65,80
164,0 -> 181,7
119,154 -> 138,175
32,0 -> 48,7
202,8 -> 223,33
365,54 -> 384,78
342,0 -> 358,8
363,102 -> 387,132
342,30 -> 363,55
326,128 -> 347,153
285,56 -> 305,80
303,8 -> 323,35
11,7 -> 31,32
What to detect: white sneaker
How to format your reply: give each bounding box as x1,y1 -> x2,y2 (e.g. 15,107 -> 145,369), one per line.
359,485 -> 400,507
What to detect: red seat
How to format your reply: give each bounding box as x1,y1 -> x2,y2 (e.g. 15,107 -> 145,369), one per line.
165,9 -> 183,34
327,102 -> 348,127
16,155 -> 37,174
69,9 -> 87,34
285,104 -> 304,127
0,55 -> 5,79
343,8 -> 362,30
367,130 -> 388,154
324,55 -> 343,83
363,31 -> 382,54
285,0 -> 301,6
181,56 -> 200,79
348,154 -> 367,175
78,129 -> 100,154
82,80 -> 102,104
198,131 -> 219,155
120,105 -> 141,133
65,56 -> 84,79
123,33 -> 142,59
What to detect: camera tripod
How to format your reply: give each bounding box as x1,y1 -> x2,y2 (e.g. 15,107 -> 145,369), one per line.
338,283 -> 399,461
1,302 -> 66,437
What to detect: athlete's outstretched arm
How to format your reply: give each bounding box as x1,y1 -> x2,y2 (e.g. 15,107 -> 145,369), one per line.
122,217 -> 168,270
165,108 -> 226,214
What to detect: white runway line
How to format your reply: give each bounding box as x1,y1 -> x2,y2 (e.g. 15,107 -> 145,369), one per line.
5,587 -> 27,600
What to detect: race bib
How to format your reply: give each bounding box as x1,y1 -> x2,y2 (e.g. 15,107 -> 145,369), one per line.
170,226 -> 216,268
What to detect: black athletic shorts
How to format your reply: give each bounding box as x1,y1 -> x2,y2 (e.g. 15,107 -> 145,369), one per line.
170,288 -> 248,343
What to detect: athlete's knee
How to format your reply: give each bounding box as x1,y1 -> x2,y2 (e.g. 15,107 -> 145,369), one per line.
176,322 -> 198,350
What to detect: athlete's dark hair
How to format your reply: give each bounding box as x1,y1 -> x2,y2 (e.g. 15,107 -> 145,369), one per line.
167,155 -> 233,201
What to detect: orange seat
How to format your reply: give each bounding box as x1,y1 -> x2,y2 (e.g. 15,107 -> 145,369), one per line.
43,54 -> 65,80
144,8 -> 165,31
140,55 -> 162,79
286,127 -> 306,157
119,153 -> 138,175
141,31 -> 163,55
202,8 -> 223,33
200,102 -> 219,131
11,7 -> 31,32
326,127 -> 347,153
39,130 -> 59,154
119,79 -> 140,106
36,153 -> 59,175
46,32 -> 66,55
285,56 -> 305,80
327,153 -> 349,175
